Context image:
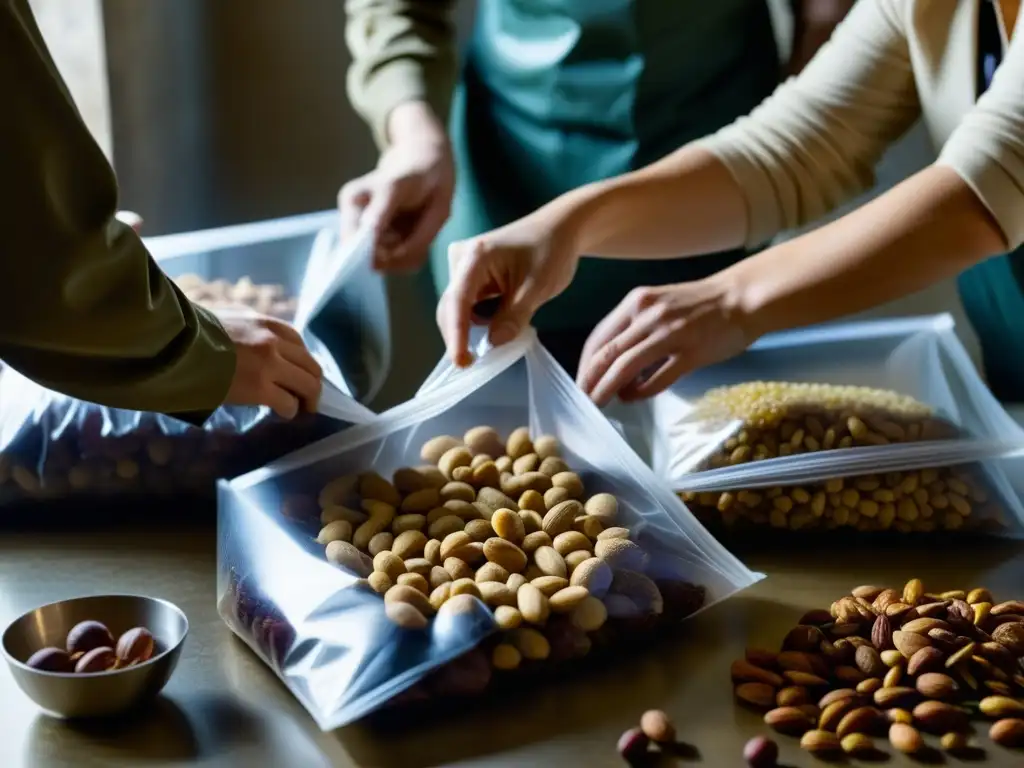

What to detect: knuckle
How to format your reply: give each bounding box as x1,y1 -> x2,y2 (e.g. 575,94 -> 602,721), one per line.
626,286 -> 658,311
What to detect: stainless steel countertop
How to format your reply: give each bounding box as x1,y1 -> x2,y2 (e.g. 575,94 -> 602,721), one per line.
3,523 -> 1024,767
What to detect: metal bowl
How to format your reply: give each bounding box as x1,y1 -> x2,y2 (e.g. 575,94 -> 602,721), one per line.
1,594 -> 188,718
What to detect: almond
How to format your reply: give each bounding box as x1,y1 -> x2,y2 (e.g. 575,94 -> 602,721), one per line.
818,689 -> 860,709
776,651 -> 815,674
764,706 -> 813,736
777,686 -> 811,707
857,678 -> 883,695
834,666 -> 867,685
836,706 -> 881,739
907,646 -> 945,676
980,696 -> 1024,718
883,665 -> 903,688
873,686 -> 919,709
885,602 -> 916,620
990,718 -> 1024,747
947,599 -> 974,625
517,583 -> 549,625
800,729 -> 841,756
914,601 -> 949,619
887,708 -> 913,724
542,500 -> 583,537
819,698 -> 861,731
901,617 -> 950,635
593,537 -> 645,571
991,600 -> 1024,616
913,700 -> 970,734
853,585 -> 886,601
745,648 -> 779,668
737,684 -> 774,708
782,625 -> 823,653
889,722 -> 924,754
855,645 -> 886,678
483,537 -> 528,573
992,622 -> 1024,655
928,627 -> 961,652
783,671 -> 828,687
881,649 -> 904,667
840,733 -> 876,757
893,630 -> 930,659
916,672 -> 958,700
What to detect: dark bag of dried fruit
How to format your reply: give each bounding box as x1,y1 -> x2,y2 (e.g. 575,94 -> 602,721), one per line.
644,315 -> 1024,539
216,328 -> 759,729
0,211 -> 385,506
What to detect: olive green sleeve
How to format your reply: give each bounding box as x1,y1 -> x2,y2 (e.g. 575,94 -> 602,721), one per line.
0,0 -> 235,420
345,0 -> 459,147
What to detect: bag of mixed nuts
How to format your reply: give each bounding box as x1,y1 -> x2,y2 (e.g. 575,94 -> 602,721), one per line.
216,329 -> 759,729
645,315 -> 1024,539
0,212 -> 384,507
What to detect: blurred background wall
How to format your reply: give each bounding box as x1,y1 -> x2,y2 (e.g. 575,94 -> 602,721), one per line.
31,0 -> 982,410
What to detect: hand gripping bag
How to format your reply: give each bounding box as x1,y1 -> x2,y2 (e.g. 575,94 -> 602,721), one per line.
644,315 -> 1024,538
0,211 -> 382,507
216,329 -> 761,729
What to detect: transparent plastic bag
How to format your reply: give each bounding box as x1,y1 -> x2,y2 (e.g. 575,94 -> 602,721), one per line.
216,329 -> 761,730
647,315 -> 1024,537
0,211 -> 381,504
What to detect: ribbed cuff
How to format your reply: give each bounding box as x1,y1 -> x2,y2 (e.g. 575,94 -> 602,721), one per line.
351,59 -> 454,149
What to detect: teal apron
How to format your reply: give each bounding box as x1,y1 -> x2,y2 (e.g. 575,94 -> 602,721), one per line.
957,0 -> 1024,401
428,0 -> 780,372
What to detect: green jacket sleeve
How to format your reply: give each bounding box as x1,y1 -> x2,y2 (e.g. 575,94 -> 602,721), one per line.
0,0 -> 235,420
345,0 -> 459,148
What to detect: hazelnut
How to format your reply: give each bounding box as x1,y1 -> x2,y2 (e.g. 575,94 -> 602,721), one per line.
26,647 -> 74,672
116,627 -> 155,664
75,646 -> 116,674
66,620 -> 115,655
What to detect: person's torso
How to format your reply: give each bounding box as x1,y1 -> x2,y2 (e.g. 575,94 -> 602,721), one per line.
429,0 -> 782,333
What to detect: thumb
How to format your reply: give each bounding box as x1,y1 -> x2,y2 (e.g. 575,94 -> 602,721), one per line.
489,275 -> 541,347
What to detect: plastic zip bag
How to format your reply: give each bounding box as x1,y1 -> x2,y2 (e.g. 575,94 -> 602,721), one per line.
0,211 -> 381,504
646,314 -> 1024,537
216,329 -> 761,730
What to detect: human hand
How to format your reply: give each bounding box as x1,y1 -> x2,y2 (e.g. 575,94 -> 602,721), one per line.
218,312 -> 323,419
116,210 -> 144,233
338,102 -> 454,273
577,277 -> 755,406
436,206 -> 583,367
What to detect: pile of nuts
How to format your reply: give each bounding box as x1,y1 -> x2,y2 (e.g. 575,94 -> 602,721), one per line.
26,620 -> 156,674
314,427 -> 706,673
174,274 -> 298,321
677,381 -> 1005,533
732,579 -> 1024,761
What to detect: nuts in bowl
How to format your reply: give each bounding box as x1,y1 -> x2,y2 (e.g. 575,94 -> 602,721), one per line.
2,594 -> 188,718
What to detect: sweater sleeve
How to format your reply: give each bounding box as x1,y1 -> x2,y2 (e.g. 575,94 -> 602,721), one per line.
694,0 -> 920,247
345,0 -> 459,148
0,0 -> 235,419
937,26 -> 1024,250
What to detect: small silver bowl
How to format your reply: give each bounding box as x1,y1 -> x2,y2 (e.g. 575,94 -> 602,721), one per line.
1,594 -> 188,718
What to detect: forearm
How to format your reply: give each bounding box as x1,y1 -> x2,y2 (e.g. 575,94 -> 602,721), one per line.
553,146 -> 750,260
728,166 -> 1008,338
1,0 -> 235,417
345,0 -> 458,148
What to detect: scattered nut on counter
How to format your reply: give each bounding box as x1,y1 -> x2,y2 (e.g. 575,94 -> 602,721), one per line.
731,579 -> 1024,759
312,427 -> 706,676
26,620 -> 157,674
743,735 -> 779,767
678,381 -> 1005,533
